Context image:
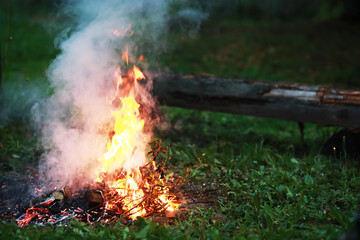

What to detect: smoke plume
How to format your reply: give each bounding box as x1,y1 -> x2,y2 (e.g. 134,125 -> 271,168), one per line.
39,0 -> 207,189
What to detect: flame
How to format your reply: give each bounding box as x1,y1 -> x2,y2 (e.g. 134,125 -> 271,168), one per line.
122,47 -> 129,66
132,66 -> 145,81
96,47 -> 178,219
101,96 -> 144,172
109,168 -> 147,219
138,54 -> 145,62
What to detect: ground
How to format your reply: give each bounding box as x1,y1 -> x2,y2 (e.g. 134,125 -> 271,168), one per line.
0,1 -> 360,239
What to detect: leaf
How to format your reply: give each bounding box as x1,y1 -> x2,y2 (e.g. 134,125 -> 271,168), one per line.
135,225 -> 150,239
122,227 -> 130,239
214,158 -> 221,164
263,203 -> 275,220
290,158 -> 299,164
286,187 -> 293,198
207,227 -> 220,240
304,174 -> 314,185
230,179 -> 241,189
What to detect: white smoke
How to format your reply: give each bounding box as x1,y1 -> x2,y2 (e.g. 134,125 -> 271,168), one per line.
39,0 -> 207,189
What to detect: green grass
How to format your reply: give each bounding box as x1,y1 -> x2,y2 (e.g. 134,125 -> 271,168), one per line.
0,1 -> 60,80
1,118 -> 359,239
1,2 -> 360,239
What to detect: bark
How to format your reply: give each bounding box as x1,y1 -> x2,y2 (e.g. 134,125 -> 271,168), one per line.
150,72 -> 360,128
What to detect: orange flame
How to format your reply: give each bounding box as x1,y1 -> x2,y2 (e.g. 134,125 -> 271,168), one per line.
133,66 -> 145,81
122,47 -> 129,66
138,54 -> 145,62
101,96 -> 144,173
96,46 -> 178,219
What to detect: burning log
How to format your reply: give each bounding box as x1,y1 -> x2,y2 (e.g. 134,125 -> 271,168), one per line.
151,72 -> 360,128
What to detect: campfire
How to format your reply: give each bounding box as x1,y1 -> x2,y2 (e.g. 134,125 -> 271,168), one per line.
93,46 -> 180,221
14,139 -> 181,227
6,27 -> 183,227
0,13 -> 222,227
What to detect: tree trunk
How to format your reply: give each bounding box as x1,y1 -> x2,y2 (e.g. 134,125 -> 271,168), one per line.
150,72 -> 360,128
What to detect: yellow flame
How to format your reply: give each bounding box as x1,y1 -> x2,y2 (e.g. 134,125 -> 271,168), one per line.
112,169 -> 146,219
96,42 -> 178,218
133,66 -> 145,81
102,96 -> 144,172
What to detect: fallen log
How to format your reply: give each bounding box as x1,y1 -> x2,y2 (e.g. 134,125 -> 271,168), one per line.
150,72 -> 360,128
